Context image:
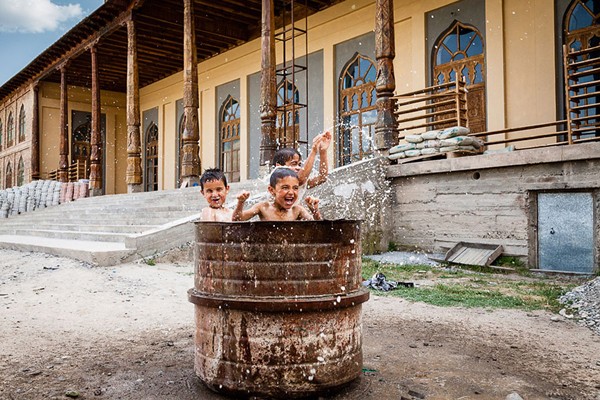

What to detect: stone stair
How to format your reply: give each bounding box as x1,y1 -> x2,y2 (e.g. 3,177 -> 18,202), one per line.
0,179 -> 267,266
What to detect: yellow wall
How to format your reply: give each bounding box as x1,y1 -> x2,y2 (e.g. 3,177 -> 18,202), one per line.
2,0 -> 566,192
38,82 -> 127,195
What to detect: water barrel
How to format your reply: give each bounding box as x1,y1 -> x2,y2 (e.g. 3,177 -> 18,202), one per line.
188,220 -> 369,398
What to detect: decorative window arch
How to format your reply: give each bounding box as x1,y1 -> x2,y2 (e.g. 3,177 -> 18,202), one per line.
18,104 -> 26,142
176,114 -> 185,188
338,52 -> 377,166
433,21 -> 486,133
565,0 -> 600,51
7,112 -> 14,147
72,117 -> 92,179
276,79 -> 300,149
563,0 -> 600,139
145,122 -> 159,192
17,156 -> 25,187
219,95 -> 240,183
6,162 -> 13,188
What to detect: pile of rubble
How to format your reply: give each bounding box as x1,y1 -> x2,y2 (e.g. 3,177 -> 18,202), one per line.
0,180 -> 89,218
559,277 -> 600,336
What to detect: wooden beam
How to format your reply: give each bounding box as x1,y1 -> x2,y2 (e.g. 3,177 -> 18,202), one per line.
58,64 -> 69,183
259,0 -> 277,167
181,0 -> 201,186
374,0 -> 398,151
125,18 -> 143,192
90,44 -> 103,195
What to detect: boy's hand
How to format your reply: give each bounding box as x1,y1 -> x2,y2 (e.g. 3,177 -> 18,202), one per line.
237,191 -> 250,203
305,197 -> 321,220
311,134 -> 324,153
305,196 -> 319,212
319,131 -> 332,152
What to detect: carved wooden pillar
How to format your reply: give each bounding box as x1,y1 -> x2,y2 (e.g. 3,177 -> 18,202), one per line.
58,64 -> 69,183
126,18 -> 143,193
374,0 -> 398,151
259,0 -> 277,169
31,83 -> 40,180
181,0 -> 201,187
89,44 -> 103,196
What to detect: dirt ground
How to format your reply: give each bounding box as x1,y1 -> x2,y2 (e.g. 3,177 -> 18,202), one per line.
1,248 -> 600,400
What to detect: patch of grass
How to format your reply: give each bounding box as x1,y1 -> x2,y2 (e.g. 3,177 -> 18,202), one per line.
361,257 -> 578,312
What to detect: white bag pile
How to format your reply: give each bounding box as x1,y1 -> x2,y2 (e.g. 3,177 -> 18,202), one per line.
389,126 -> 484,160
0,179 -> 89,218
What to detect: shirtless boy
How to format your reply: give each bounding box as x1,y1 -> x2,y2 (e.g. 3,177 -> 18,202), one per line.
272,131 -> 332,189
232,168 -> 321,221
199,168 -> 234,222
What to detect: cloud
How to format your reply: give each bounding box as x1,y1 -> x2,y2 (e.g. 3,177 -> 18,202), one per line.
0,0 -> 84,33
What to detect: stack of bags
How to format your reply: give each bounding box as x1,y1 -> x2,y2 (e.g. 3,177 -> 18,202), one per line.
389,126 -> 484,161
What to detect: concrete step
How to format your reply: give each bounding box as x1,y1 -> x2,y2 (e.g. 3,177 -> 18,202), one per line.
0,223 -> 159,233
0,178 -> 269,266
11,228 -> 134,242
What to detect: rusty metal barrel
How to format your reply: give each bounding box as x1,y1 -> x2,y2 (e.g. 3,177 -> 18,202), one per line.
188,220 -> 369,398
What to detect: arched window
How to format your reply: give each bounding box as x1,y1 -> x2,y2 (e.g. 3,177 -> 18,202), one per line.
145,122 -> 159,192
219,96 -> 240,183
433,21 -> 486,133
5,162 -> 12,188
17,157 -> 25,187
18,104 -> 26,142
0,119 -> 3,150
176,114 -> 185,188
277,79 -> 300,149
338,53 -> 377,166
7,112 -> 14,147
564,0 -> 600,139
72,117 -> 92,179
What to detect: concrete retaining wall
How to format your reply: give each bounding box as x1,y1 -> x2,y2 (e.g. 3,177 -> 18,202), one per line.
386,142 -> 600,270
307,157 -> 393,254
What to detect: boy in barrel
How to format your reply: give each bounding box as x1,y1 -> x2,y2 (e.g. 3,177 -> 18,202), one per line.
199,168 -> 234,222
232,168 -> 321,221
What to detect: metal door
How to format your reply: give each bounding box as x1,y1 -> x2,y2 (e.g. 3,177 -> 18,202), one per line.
538,192 -> 594,273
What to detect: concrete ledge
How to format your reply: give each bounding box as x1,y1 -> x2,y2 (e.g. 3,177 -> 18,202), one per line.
0,235 -> 135,266
387,142 -> 600,178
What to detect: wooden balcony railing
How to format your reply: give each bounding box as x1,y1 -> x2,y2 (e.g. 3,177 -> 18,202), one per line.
46,160 -> 88,182
393,79 -> 468,141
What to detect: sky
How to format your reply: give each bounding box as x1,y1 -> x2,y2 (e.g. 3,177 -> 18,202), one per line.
0,0 -> 104,86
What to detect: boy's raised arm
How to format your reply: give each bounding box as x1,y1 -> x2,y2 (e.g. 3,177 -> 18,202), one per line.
232,191 -> 262,221
307,131 -> 331,188
298,133 -> 324,185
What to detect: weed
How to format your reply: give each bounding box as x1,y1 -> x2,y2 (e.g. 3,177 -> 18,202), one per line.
144,257 -> 156,266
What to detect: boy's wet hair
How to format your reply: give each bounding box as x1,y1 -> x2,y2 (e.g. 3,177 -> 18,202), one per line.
200,168 -> 228,190
270,168 -> 298,188
272,147 -> 301,166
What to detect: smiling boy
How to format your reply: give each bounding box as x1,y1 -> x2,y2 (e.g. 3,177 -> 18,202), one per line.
199,168 -> 234,221
232,168 -> 321,221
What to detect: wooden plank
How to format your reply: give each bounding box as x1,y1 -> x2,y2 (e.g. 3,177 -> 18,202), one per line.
444,242 -> 503,266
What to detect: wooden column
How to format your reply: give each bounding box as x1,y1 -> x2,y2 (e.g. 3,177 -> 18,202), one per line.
58,64 -> 69,183
125,18 -> 143,193
181,0 -> 201,187
89,44 -> 103,196
374,0 -> 398,151
259,0 -> 277,169
31,83 -> 40,180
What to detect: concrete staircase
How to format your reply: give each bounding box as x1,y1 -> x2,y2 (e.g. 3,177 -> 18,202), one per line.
0,179 -> 267,266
